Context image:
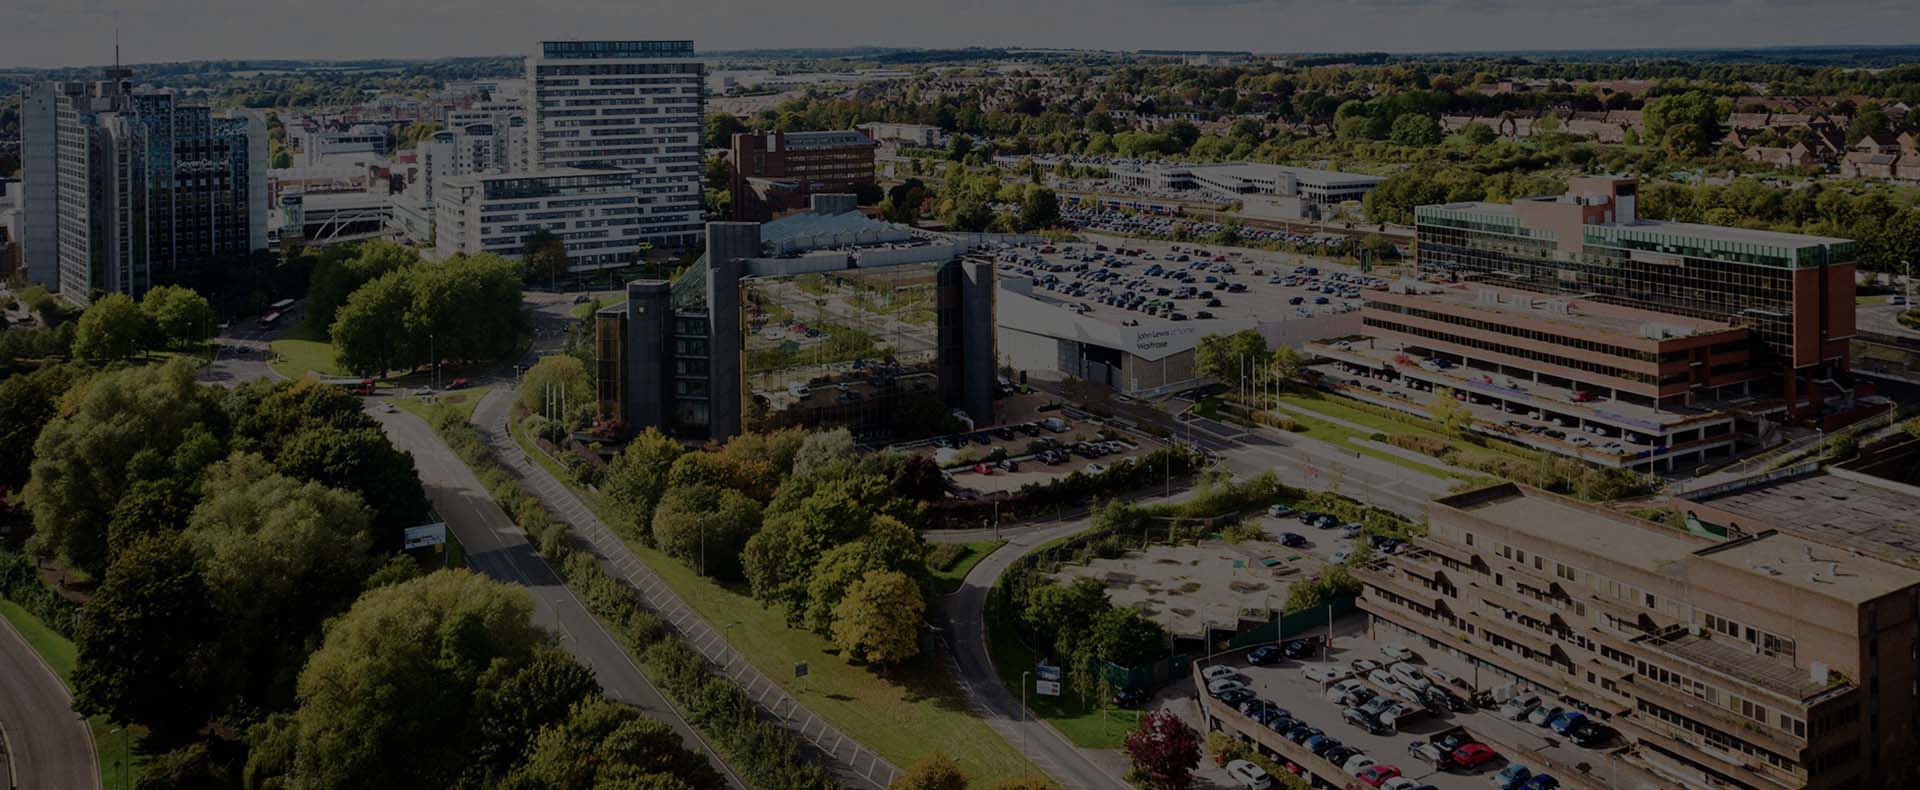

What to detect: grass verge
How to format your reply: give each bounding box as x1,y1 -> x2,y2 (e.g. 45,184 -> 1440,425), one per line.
396,385 -> 493,424
0,600 -> 149,789
266,321 -> 343,380
984,611 -> 1140,749
930,541 -> 1005,596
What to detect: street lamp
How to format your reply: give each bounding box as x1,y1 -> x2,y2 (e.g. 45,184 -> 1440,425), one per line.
1019,670 -> 1031,754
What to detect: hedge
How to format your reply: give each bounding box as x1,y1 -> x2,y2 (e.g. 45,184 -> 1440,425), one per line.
0,548 -> 80,638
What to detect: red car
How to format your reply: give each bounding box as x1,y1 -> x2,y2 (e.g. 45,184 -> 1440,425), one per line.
972,462 -> 994,475
1450,742 -> 1497,769
447,377 -> 470,390
1356,764 -> 1402,787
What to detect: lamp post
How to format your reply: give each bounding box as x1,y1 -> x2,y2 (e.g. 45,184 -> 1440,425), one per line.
1019,671 -> 1031,754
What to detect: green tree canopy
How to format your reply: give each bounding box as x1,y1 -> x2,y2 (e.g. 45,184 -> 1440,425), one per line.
140,285 -> 216,349
504,698 -> 725,790
72,292 -> 154,362
830,569 -> 924,664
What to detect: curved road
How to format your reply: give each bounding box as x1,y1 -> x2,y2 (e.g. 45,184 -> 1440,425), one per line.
0,609 -> 98,790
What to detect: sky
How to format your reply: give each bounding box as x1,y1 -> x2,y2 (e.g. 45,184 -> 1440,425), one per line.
5,0 -> 1919,68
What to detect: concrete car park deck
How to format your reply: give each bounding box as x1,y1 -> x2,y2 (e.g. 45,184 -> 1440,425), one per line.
1050,539 -> 1327,641
1192,622 -> 1673,790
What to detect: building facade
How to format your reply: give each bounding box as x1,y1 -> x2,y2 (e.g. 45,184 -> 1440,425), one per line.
597,201 -> 996,442
434,169 -> 648,269
526,40 -> 705,250
24,75 -> 267,302
1355,483 -> 1920,790
727,130 -> 877,221
1414,176 -> 1856,415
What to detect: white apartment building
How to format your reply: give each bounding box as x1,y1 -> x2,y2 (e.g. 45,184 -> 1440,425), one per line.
526,40 -> 705,250
434,169 -> 648,269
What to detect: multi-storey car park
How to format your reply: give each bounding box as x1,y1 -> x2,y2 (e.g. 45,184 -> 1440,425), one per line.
1353,482 -> 1920,790
1305,175 -> 1885,472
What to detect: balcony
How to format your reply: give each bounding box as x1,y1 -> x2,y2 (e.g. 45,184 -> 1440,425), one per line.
1625,674 -> 1807,756
1633,626 -> 1845,708
1617,713 -> 1805,790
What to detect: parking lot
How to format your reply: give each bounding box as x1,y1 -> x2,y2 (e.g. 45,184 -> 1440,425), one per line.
943,431 -> 1155,494
1050,537 -> 1328,641
1192,624 -> 1662,790
992,232 -> 1398,327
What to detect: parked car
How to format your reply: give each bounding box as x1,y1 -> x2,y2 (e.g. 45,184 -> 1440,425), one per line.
1217,688 -> 1256,706
1206,678 -> 1247,697
1407,740 -> 1447,766
1527,705 -> 1563,727
1331,549 -> 1353,564
1225,759 -> 1274,790
1501,694 -> 1542,720
1549,710 -> 1588,735
1350,659 -> 1383,675
1518,776 -> 1560,790
1451,742 -> 1498,770
1302,665 -> 1344,684
1493,764 -> 1533,789
1248,645 -> 1283,665
1202,665 -> 1242,683
1111,686 -> 1148,708
1267,504 -> 1295,518
1327,679 -> 1367,704
1341,753 -> 1377,774
1568,722 -> 1617,748
1281,637 -> 1320,660
1308,735 -> 1345,757
1345,707 -> 1392,735
1285,725 -> 1322,745
1381,642 -> 1416,662
1280,532 -> 1308,548
1390,662 -> 1434,691
1356,765 -> 1403,787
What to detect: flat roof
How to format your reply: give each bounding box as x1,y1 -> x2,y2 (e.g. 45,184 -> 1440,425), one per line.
1421,201 -> 1850,250
1641,631 -> 1832,700
1445,484 -> 1920,604
1686,470 -> 1920,563
1379,282 -> 1739,340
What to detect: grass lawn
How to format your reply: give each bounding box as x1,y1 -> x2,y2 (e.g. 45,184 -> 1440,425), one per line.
503,417 -> 1040,787
1273,390 -> 1536,473
1268,405 -> 1463,480
0,600 -> 149,789
397,385 -> 494,423
267,321 -> 345,379
984,612 -> 1140,749
929,541 -> 1005,596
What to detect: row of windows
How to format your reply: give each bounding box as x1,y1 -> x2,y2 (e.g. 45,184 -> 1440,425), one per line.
1368,300 -> 1668,362
1366,317 -> 1661,385
1635,699 -> 1800,774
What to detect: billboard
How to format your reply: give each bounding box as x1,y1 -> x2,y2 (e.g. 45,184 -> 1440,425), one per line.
404,523 -> 448,550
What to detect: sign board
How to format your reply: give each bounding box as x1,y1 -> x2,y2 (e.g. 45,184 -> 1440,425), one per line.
403,523 -> 448,550
1035,679 -> 1062,697
1034,663 -> 1062,682
794,661 -> 809,680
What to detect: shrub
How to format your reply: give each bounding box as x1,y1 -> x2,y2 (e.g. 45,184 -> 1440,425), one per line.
928,542 -> 970,572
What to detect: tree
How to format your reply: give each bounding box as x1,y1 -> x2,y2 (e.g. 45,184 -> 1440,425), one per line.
947,133 -> 974,161
1388,113 -> 1442,146
650,484 -> 762,578
506,698 -> 725,790
803,515 -> 928,633
602,428 -> 685,539
1022,577 -> 1110,656
275,425 -> 431,552
791,427 -> 858,476
891,751 -> 966,790
1124,709 -> 1201,790
72,533 -> 216,734
521,229 -> 568,288
72,292 -> 153,361
703,112 -> 746,150
140,285 -> 216,349
831,569 -> 924,664
24,360 -> 219,577
1269,345 -> 1304,385
468,647 -> 605,783
0,364 -> 82,490
1087,607 -> 1170,666
1427,389 -> 1473,437
1360,234 -> 1394,262
742,472 -> 910,618
330,269 -> 413,376
1642,91 -> 1721,157
305,240 -> 418,337
274,570 -> 576,788
1017,185 -> 1061,231
1846,105 -> 1892,147
1193,330 -> 1268,390
518,355 -> 594,428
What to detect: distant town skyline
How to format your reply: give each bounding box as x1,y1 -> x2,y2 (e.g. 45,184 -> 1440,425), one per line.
5,0 -> 1920,68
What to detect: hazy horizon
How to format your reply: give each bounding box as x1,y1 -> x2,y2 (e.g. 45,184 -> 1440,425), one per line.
6,0 -> 1919,69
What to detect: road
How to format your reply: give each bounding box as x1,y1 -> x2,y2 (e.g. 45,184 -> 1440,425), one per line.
0,611 -> 98,790
369,406 -> 745,788
472,389 -> 903,789
935,516 -> 1131,790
